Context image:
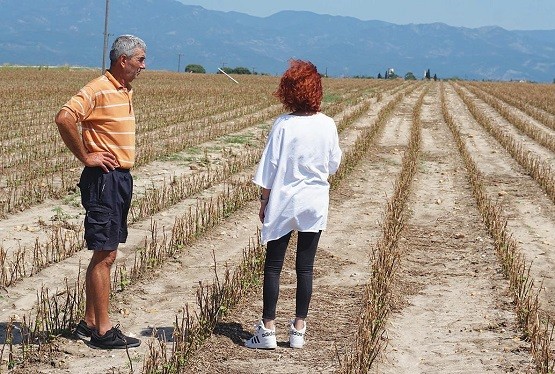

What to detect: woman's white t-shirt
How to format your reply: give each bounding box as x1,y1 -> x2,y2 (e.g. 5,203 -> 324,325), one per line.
253,112 -> 342,244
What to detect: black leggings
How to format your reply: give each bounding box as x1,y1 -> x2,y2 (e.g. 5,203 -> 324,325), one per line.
262,231 -> 322,320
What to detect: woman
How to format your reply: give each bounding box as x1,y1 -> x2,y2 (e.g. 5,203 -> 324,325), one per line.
245,60 -> 342,349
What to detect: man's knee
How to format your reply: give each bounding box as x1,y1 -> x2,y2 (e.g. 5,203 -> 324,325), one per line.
90,250 -> 118,267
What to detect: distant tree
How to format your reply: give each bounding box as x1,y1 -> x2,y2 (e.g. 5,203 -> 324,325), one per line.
218,66 -> 234,74
184,64 -> 205,73
231,66 -> 252,75
385,70 -> 389,79
377,73 -> 382,79
404,72 -> 417,80
433,73 -> 438,81
425,69 -> 431,80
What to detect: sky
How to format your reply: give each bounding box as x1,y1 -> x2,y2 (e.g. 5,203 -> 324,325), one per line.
178,0 -> 555,31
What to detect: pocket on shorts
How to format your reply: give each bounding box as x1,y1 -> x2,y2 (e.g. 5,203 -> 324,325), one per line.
84,204 -> 112,247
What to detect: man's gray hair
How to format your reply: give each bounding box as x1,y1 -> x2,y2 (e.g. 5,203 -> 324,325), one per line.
109,35 -> 147,63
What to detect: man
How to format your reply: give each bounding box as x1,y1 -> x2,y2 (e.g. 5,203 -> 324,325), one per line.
55,34 -> 146,349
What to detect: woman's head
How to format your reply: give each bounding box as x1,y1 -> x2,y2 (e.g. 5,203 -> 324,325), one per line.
274,60 -> 322,113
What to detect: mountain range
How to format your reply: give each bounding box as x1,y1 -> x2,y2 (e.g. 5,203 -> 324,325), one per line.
1,0 -> 554,82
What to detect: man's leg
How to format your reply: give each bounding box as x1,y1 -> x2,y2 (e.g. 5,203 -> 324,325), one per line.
86,249 -> 117,335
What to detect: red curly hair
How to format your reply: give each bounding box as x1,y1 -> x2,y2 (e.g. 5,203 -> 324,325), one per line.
274,60 -> 322,113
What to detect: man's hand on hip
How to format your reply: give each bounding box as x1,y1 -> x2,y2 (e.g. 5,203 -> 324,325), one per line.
84,152 -> 120,173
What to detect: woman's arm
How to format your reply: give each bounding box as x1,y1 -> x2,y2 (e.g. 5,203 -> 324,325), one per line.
258,188 -> 271,223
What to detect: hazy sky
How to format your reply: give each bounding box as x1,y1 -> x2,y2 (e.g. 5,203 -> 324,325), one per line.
178,0 -> 555,30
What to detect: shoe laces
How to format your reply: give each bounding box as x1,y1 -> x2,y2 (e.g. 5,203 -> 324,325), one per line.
111,324 -> 126,341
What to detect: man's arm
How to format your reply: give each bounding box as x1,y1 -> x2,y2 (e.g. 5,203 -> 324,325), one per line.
55,109 -> 119,173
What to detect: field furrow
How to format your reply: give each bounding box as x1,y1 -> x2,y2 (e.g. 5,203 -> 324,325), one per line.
378,82 -> 533,373
443,83 -> 555,316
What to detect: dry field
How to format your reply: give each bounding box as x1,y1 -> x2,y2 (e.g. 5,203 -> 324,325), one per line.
0,68 -> 554,373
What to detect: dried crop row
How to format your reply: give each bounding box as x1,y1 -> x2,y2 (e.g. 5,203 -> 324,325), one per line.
461,82 -> 555,153
441,82 -> 555,373
0,68 -> 92,140
464,81 -> 555,132
452,83 -> 555,203
339,86 -> 427,373
0,80 -> 406,371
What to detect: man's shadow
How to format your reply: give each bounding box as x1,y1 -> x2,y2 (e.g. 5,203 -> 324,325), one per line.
0,322 -> 25,345
139,322 -> 253,346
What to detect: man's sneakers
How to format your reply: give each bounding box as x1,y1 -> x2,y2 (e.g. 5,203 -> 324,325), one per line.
90,324 -> 141,349
245,321 -> 277,349
289,320 -> 306,349
74,320 -> 93,339
74,321 -> 141,349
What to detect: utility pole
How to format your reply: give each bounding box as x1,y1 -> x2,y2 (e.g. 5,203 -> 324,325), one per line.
178,53 -> 183,72
101,0 -> 110,73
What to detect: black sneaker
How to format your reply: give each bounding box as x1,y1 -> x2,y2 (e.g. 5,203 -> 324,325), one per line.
89,324 -> 141,349
74,320 -> 93,339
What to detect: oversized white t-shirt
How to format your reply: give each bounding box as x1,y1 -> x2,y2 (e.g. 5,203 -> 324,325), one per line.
253,112 -> 342,244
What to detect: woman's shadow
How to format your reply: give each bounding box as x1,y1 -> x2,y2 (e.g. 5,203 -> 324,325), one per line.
139,322 -> 255,346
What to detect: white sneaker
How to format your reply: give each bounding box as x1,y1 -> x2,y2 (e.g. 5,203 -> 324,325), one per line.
289,320 -> 306,348
245,321 -> 277,349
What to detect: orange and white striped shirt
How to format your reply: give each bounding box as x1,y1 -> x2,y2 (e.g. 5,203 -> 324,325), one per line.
62,71 -> 136,168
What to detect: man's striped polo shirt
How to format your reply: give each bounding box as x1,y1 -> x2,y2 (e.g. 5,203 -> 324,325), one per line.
62,71 -> 136,169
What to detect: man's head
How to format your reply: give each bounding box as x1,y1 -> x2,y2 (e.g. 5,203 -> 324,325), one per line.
109,35 -> 147,84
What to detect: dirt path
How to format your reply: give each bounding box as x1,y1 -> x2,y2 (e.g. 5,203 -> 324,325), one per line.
376,83 -> 534,373
443,83 -> 555,316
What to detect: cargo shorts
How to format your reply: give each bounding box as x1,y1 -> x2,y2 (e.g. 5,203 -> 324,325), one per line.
78,167 -> 133,251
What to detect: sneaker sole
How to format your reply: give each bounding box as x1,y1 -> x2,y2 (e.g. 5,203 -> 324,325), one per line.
89,341 -> 141,349
245,343 -> 277,349
75,331 -> 91,340
245,340 -> 277,349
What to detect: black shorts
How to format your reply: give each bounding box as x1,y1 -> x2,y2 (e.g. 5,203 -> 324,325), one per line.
78,167 -> 133,251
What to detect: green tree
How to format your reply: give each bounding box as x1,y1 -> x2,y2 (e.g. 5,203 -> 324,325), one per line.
184,64 -> 206,73
404,72 -> 417,80
218,66 -> 234,74
231,66 -> 252,75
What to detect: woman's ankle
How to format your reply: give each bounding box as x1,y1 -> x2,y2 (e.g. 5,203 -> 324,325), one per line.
263,318 -> 275,330
294,318 -> 305,330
